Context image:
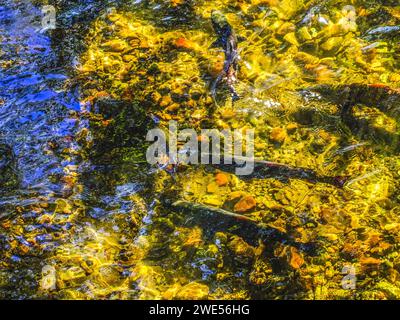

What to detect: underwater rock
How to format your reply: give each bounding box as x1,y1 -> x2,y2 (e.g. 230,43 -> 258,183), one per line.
206,182 -> 219,194
233,195 -> 257,213
270,127 -> 287,143
320,37 -> 342,52
297,26 -> 313,41
58,266 -> 86,285
39,266 -> 57,292
175,282 -> 209,300
341,242 -> 362,260
227,235 -> 255,259
97,265 -> 123,286
228,191 -> 246,202
283,32 -> 299,46
203,195 -> 224,207
289,247 -> 304,269
215,172 -> 229,186
286,122 -> 299,133
162,283 -> 182,300
182,227 -> 203,247
101,39 -> 128,52
360,257 -> 382,266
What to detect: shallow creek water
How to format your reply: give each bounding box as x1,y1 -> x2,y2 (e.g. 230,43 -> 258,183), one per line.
1,0 -> 400,299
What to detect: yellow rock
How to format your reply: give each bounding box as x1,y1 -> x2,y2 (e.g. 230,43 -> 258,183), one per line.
286,122 -> 298,132
162,283 -> 181,300
101,39 -> 128,52
283,32 -> 299,46
277,22 -> 295,35
203,195 -> 224,207
228,236 -> 255,258
384,223 -> 400,231
270,127 -> 287,143
176,282 -> 209,300
320,37 -> 342,51
206,182 -> 218,194
321,233 -> 338,241
122,54 -> 135,63
59,266 -> 86,282
297,26 -> 313,41
160,95 -> 172,107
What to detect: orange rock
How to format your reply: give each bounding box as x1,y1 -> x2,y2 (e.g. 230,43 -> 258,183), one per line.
368,83 -> 390,89
171,0 -> 184,7
1,221 -> 11,229
165,103 -> 179,112
360,257 -> 381,265
215,173 -> 229,186
84,91 -> 110,106
367,233 -> 381,247
174,37 -> 198,51
19,244 -> 30,255
289,247 -> 304,269
234,196 -> 256,213
160,95 -> 172,107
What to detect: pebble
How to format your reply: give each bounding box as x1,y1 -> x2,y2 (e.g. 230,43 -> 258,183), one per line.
234,195 -> 257,213
215,173 -> 229,186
